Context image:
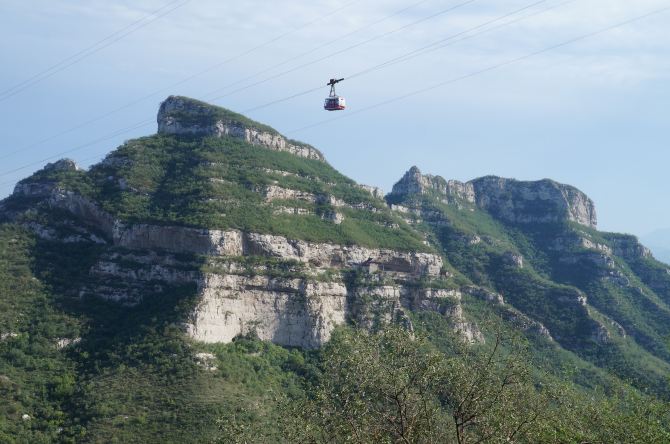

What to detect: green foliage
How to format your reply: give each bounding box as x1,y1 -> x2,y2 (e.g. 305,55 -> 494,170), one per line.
283,327 -> 454,443
21,133 -> 428,252
279,326 -> 670,444
392,184 -> 670,396
0,225 -> 81,443
0,225 -> 309,442
2,220 -> 670,442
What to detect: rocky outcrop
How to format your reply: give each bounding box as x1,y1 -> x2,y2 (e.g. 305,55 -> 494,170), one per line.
461,286 -> 552,340
502,251 -> 524,268
551,234 -> 612,254
194,352 -> 218,371
503,309 -> 553,340
388,167 -> 597,228
260,185 -> 318,203
470,176 -> 597,228
23,222 -> 105,244
157,96 -> 324,161
407,287 -> 483,342
48,190 -> 117,235
0,332 -> 19,341
115,225 -> 244,256
45,158 -> 80,172
359,184 -> 385,199
606,234 -> 652,261
12,181 -> 58,198
85,249 -> 457,348
12,159 -> 81,198
243,232 -> 442,275
187,275 -> 348,348
388,166 -> 475,204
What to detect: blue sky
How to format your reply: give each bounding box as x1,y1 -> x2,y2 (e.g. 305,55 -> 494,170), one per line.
1,0 -> 668,243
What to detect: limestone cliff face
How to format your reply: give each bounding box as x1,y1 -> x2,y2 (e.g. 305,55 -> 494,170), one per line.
470,176 -> 597,228
187,275 -> 348,348
389,166 -> 597,228
13,184 -> 455,348
157,96 -> 324,161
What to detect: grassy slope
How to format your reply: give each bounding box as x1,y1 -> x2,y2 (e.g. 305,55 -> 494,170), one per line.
0,224 -> 81,443
10,134 -> 428,252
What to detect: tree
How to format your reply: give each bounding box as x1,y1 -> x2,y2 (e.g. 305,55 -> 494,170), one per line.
216,326 -> 670,443
283,327 -> 450,443
283,326 -> 556,443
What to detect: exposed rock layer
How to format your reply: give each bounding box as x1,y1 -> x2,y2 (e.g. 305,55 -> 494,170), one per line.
389,166 -> 597,228
157,96 -> 324,161
27,187 -> 448,348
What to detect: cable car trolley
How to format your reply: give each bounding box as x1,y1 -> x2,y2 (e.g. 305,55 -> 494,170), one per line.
324,77 -> 346,111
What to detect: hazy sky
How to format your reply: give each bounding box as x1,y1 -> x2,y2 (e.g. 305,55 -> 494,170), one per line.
1,0 -> 668,239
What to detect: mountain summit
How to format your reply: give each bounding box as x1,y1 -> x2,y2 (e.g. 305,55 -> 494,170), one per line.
1,96 -> 669,440
157,95 -> 324,160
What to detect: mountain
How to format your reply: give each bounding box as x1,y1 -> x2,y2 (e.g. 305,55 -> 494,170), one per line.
643,229 -> 670,264
387,166 -> 670,388
1,96 -> 669,441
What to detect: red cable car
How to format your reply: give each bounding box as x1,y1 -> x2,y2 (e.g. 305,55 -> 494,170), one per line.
324,78 -> 346,111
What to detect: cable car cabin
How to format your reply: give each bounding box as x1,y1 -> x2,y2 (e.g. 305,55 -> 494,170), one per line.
324,96 -> 346,111
324,78 -> 346,111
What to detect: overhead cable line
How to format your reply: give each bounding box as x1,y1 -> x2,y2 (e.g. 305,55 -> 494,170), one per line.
0,0 -> 564,179
0,0 -> 361,161
0,0 -> 355,181
0,0 -> 192,102
346,0 -> 556,80
4,1 -> 663,184
207,0 -> 480,102
286,4 -> 670,135
1,145 -> 127,189
198,0 -> 433,98
242,0 -> 564,113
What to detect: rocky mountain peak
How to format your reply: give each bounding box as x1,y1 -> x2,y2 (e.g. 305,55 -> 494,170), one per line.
44,158 -> 80,172
157,95 -> 324,161
388,166 -> 475,204
389,168 -> 597,228
390,166 -> 427,196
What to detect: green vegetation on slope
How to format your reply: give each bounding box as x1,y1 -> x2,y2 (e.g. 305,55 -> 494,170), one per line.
0,225 -> 310,442
390,190 -> 670,396
10,134 -> 429,252
2,214 -> 670,442
0,225 -> 81,442
281,326 -> 670,444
